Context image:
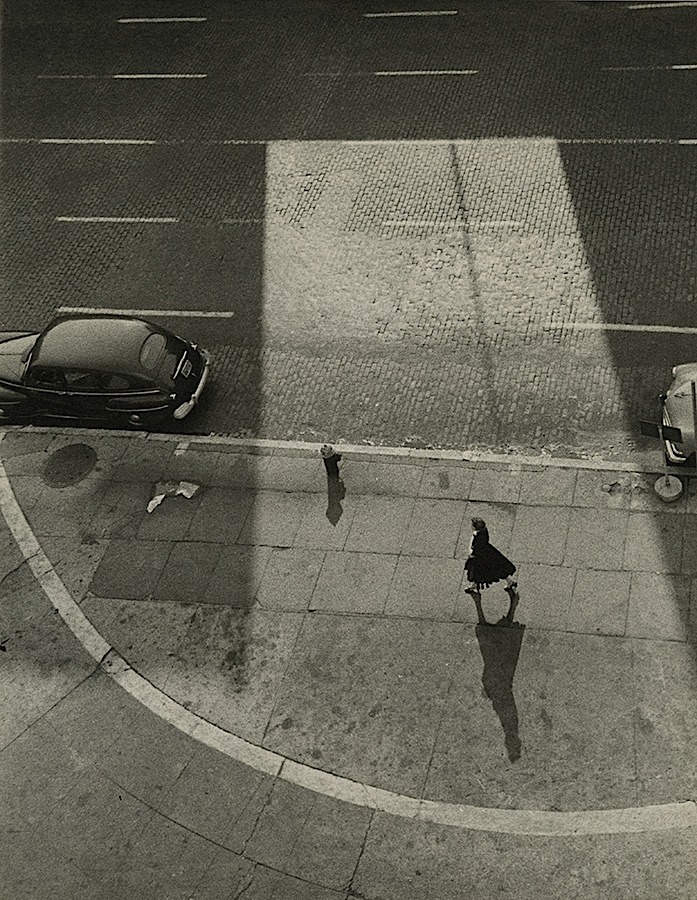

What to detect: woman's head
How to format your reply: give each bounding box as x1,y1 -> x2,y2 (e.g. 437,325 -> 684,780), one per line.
471,517 -> 487,532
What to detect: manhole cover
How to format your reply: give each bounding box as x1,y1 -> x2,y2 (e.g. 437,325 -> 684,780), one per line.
42,443 -> 98,487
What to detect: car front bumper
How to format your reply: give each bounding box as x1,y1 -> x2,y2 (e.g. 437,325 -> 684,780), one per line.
173,349 -> 210,419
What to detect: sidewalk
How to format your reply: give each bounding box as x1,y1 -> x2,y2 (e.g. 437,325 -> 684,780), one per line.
1,427 -> 696,899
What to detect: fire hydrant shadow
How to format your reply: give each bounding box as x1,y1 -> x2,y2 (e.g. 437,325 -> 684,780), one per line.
321,445 -> 346,526
473,596 -> 525,762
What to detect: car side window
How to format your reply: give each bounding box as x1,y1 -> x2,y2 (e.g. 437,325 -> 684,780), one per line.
63,371 -> 104,392
25,367 -> 65,390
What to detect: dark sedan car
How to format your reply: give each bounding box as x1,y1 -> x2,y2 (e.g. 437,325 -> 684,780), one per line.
0,315 -> 210,428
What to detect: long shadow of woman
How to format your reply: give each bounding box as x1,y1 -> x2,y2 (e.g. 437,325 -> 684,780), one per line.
472,594 -> 525,762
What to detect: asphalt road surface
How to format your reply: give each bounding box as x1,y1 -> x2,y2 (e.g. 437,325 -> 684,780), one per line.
1,0 -> 696,457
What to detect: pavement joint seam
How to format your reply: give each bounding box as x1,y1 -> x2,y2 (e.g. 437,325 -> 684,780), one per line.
2,433 -> 697,836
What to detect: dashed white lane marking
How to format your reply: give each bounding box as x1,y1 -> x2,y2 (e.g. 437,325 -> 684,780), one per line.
56,306 -> 235,318
55,216 -> 179,224
374,69 -> 478,75
118,17 -> 208,23
605,64 -> 697,70
40,138 -> 158,145
560,322 -> 697,335
1,434 -> 696,836
112,74 -> 207,79
628,1 -> 697,8
363,9 -> 458,16
39,74 -> 207,80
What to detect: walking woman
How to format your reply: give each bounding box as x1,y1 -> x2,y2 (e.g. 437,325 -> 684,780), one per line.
465,517 -> 518,619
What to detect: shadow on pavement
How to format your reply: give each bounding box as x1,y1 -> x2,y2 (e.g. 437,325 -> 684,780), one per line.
473,592 -> 525,763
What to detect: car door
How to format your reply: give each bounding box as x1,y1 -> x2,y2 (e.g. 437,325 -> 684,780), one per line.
23,365 -> 72,415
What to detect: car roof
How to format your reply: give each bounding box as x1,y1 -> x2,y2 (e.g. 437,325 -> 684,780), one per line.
32,316 -> 161,374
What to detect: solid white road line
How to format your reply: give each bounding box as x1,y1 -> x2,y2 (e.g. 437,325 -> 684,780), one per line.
1,438 -> 696,837
55,216 -> 179,223
363,9 -> 458,16
56,306 -> 235,318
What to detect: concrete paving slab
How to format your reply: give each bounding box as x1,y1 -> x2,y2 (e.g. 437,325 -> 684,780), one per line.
292,491 -> 356,550
0,431 -> 53,458
310,551 -> 397,614
88,480 -> 153,539
567,569 -> 630,637
263,614 -> 460,796
631,640 -> 697,806
510,506 -> 571,565
255,455 -> 325,492
469,466 -> 522,504
236,866 -> 347,900
573,469 -> 633,510
25,477 -> 109,538
626,573 -> 691,642
204,545 -> 271,605
418,463 -> 475,500
343,494 -> 413,554
210,452 -> 270,488
257,547 -> 325,611
563,507 -> 629,569
89,539 -> 173,600
0,445 -> 53,475
0,603 -> 96,748
243,778 -> 371,890
457,501 -> 518,558
186,851 -> 255,900
162,606 -> 304,743
519,467 -> 577,507
237,491 -> 306,547
137,492 -> 204,541
512,564 -> 576,631
158,744 -> 273,850
32,765 -> 155,882
41,670 -> 144,768
95,708 -> 198,808
0,828 -> 98,900
402,498 -> 466,558
622,512 -> 684,574
186,488 -> 254,543
81,597 -> 197,686
679,515 -> 697,575
39,534 -> 108,603
0,716 -> 94,827
0,519 -> 27,579
353,815 -> 697,900
339,459 -> 423,496
159,447 -> 222,487
6,473 -> 47,514
95,812 -> 222,900
385,556 -> 465,620
153,541 -> 223,602
110,440 -> 177,483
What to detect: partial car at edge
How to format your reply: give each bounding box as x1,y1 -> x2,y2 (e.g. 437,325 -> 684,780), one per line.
0,314 -> 210,428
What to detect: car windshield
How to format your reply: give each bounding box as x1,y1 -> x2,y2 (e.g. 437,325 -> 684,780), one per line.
140,333 -> 183,389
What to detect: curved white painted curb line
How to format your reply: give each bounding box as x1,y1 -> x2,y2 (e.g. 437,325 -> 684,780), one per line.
1,439 -> 695,836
